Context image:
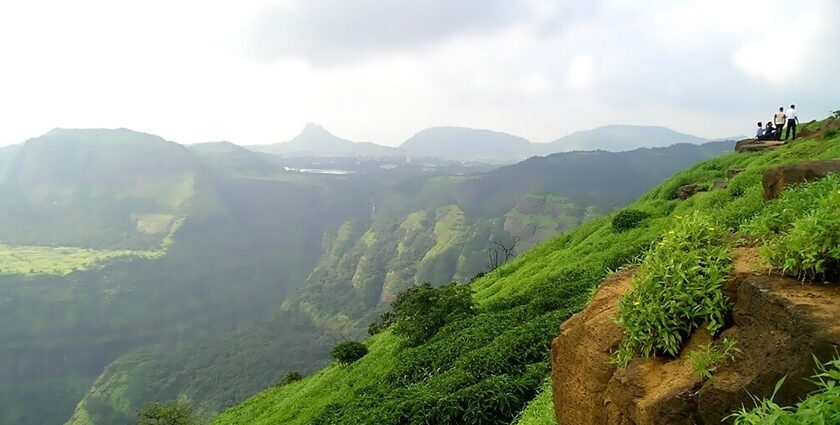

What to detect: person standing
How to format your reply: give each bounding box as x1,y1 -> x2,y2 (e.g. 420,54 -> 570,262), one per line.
774,107 -> 786,141
785,104 -> 799,141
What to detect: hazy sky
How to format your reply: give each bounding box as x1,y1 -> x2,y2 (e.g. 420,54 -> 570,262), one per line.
1,0 -> 838,147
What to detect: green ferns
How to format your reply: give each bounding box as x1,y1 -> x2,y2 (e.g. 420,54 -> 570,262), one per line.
614,212 -> 732,366
729,356 -> 840,424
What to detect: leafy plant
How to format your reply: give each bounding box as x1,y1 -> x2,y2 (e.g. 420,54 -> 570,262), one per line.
330,341 -> 368,365
688,337 -> 740,380
747,175 -> 840,280
277,371 -> 304,386
137,400 -> 200,425
728,355 -> 840,424
611,209 -> 650,232
391,282 -> 477,346
613,212 -> 733,366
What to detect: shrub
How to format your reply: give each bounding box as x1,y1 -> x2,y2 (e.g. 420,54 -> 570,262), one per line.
331,341 -> 368,365
613,212 -> 733,366
823,128 -> 838,140
727,355 -> 840,424
745,175 -> 840,280
277,371 -> 304,386
611,209 -> 650,232
391,282 -> 477,346
136,400 -> 199,425
764,197 -> 840,281
688,337 -> 740,380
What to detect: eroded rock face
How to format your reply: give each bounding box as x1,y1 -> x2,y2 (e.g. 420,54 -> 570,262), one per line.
762,159 -> 840,200
551,251 -> 840,425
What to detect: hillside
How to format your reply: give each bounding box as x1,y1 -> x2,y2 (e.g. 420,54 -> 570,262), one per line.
400,127 -> 533,163
63,140 -> 733,425
0,129 -> 385,425
539,124 -> 707,153
251,124 -> 404,158
210,118 -> 840,424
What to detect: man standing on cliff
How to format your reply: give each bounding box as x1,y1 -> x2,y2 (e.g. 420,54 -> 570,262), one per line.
785,104 -> 799,141
774,107 -> 786,141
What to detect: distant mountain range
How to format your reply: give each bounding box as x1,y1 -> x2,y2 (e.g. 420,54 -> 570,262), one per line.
248,124 -> 717,163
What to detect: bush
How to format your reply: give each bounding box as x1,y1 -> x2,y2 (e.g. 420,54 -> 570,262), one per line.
277,371 -> 304,386
614,212 -> 733,366
136,400 -> 199,425
765,195 -> 840,281
391,283 -> 477,346
611,209 -> 650,232
728,355 -> 840,424
744,174 -> 840,280
331,341 -> 368,365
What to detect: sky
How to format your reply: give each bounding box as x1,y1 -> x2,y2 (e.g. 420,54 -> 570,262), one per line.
0,0 -> 838,147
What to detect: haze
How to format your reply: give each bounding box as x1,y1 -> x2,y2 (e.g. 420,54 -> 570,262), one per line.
0,0 -> 838,146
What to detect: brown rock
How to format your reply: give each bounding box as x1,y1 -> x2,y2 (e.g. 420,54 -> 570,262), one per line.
550,248 -> 840,425
551,268 -> 634,425
762,159 -> 840,200
712,180 -> 728,190
676,184 -> 706,200
726,168 -> 745,179
734,139 -> 785,153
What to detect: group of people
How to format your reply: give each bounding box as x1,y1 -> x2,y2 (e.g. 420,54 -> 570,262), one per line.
756,105 -> 799,141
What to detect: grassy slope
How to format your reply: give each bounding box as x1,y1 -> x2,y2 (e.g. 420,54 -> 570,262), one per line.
212,118 -> 840,425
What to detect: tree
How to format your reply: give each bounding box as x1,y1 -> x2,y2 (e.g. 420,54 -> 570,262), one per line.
136,400 -> 200,425
331,341 -> 368,364
391,282 -> 476,346
488,237 -> 517,271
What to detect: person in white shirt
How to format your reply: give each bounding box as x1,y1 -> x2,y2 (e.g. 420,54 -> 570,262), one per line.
773,107 -> 786,141
785,104 -> 799,141
755,122 -> 764,139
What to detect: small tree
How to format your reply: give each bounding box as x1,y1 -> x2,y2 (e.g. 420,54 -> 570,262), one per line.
331,341 -> 368,364
137,400 -> 200,425
277,370 -> 304,386
391,282 -> 476,346
488,237 -> 517,271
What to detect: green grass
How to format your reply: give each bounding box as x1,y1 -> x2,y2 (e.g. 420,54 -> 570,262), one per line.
0,244 -> 164,276
728,355 -> 840,424
211,118 -> 840,425
513,381 -> 557,425
688,337 -> 740,380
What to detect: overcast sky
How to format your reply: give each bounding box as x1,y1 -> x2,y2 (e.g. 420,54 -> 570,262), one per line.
0,0 -> 838,147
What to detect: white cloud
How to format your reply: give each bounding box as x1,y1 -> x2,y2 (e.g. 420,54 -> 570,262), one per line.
0,0 -> 838,147
565,54 -> 594,90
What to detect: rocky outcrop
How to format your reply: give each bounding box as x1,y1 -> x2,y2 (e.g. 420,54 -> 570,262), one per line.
551,249 -> 840,425
734,139 -> 785,153
676,184 -> 704,200
762,159 -> 840,200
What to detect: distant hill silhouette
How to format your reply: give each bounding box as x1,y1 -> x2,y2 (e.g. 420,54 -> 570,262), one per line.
251,124 -> 404,158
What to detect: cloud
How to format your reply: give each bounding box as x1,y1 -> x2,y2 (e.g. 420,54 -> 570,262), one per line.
251,0 -> 531,64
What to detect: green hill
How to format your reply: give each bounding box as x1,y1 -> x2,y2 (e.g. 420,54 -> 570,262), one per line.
210,118 -> 840,425
62,139 -> 735,425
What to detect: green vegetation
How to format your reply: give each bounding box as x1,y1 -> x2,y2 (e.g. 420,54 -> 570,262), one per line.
137,400 -> 200,425
745,174 -> 840,281
331,341 -> 369,364
211,118 -> 840,425
0,244 -> 160,275
611,208 -> 650,232
614,212 -> 732,366
688,337 -> 740,380
277,371 -> 304,387
728,356 -> 840,424
512,381 -> 557,425
391,283 -> 476,346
